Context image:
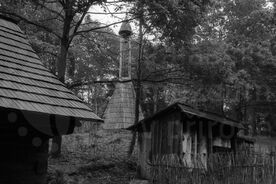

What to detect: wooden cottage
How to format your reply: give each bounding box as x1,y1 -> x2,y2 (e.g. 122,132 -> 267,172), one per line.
0,15 -> 102,184
128,102 -> 244,179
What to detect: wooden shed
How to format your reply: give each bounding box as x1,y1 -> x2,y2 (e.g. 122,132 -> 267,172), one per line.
128,102 -> 244,179
0,15 -> 102,184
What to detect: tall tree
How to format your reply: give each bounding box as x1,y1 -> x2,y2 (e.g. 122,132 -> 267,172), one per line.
1,0 -> 109,157
1,0 -> 211,157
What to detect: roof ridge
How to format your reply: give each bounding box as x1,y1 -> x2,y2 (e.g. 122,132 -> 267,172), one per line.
177,102 -> 239,123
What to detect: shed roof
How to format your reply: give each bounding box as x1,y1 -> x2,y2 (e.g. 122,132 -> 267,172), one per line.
0,17 -> 102,121
128,102 -> 244,130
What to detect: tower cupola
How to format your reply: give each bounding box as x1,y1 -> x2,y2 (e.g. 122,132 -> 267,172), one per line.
119,21 -> 132,38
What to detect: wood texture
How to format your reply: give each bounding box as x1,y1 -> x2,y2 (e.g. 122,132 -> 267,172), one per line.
103,82 -> 143,129
0,18 -> 102,121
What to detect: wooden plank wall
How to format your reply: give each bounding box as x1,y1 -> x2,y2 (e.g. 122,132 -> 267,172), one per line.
151,111 -> 182,158
138,131 -> 152,179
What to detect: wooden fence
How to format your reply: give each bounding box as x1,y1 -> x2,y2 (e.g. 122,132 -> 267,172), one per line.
149,151 -> 276,184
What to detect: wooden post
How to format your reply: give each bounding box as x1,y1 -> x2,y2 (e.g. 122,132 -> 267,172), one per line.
231,128 -> 237,154
207,121 -> 213,169
207,121 -> 213,155
178,118 -> 183,157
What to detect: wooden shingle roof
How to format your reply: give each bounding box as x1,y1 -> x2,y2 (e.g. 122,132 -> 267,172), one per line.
128,102 -> 244,131
103,82 -> 143,129
0,17 -> 102,121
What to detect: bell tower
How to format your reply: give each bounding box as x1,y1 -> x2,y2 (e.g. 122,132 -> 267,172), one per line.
103,20 -> 143,130
119,21 -> 132,80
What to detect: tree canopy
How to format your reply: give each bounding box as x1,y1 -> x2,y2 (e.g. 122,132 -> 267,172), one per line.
1,0 -> 275,144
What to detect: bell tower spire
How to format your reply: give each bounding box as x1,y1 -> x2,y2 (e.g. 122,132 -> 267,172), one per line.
103,20 -> 143,130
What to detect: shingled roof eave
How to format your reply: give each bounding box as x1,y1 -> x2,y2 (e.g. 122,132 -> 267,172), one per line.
0,16 -> 102,122
0,105 -> 103,122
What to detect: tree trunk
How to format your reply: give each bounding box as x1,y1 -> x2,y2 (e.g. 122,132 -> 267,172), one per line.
51,12 -> 71,156
51,48 -> 66,156
128,1 -> 144,157
51,42 -> 68,158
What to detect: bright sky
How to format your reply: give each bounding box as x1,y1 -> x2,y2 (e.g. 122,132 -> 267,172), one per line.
89,2 -> 137,36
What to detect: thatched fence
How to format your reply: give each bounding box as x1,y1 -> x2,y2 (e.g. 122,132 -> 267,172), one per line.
149,151 -> 276,184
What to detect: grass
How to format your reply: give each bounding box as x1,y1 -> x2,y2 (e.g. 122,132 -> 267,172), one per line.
47,130 -> 138,184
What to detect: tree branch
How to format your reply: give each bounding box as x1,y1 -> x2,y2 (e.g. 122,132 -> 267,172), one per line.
69,6 -> 90,44
87,11 -> 130,15
67,76 -> 194,89
0,10 -> 62,39
32,1 -> 65,20
73,17 -> 137,37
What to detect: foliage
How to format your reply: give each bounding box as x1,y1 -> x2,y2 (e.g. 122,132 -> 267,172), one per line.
130,0 -> 210,46
142,0 -> 276,133
1,0 -> 275,146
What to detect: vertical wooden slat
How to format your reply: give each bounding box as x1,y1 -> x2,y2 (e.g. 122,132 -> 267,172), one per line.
171,112 -> 181,155
151,121 -> 156,157
161,119 -> 165,154
165,118 -> 170,154
158,120 -> 162,156
231,127 -> 237,154
155,120 -> 159,157
179,117 -> 183,157
173,117 -> 177,155
169,117 -> 174,154
207,121 -> 213,156
154,121 -> 158,157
